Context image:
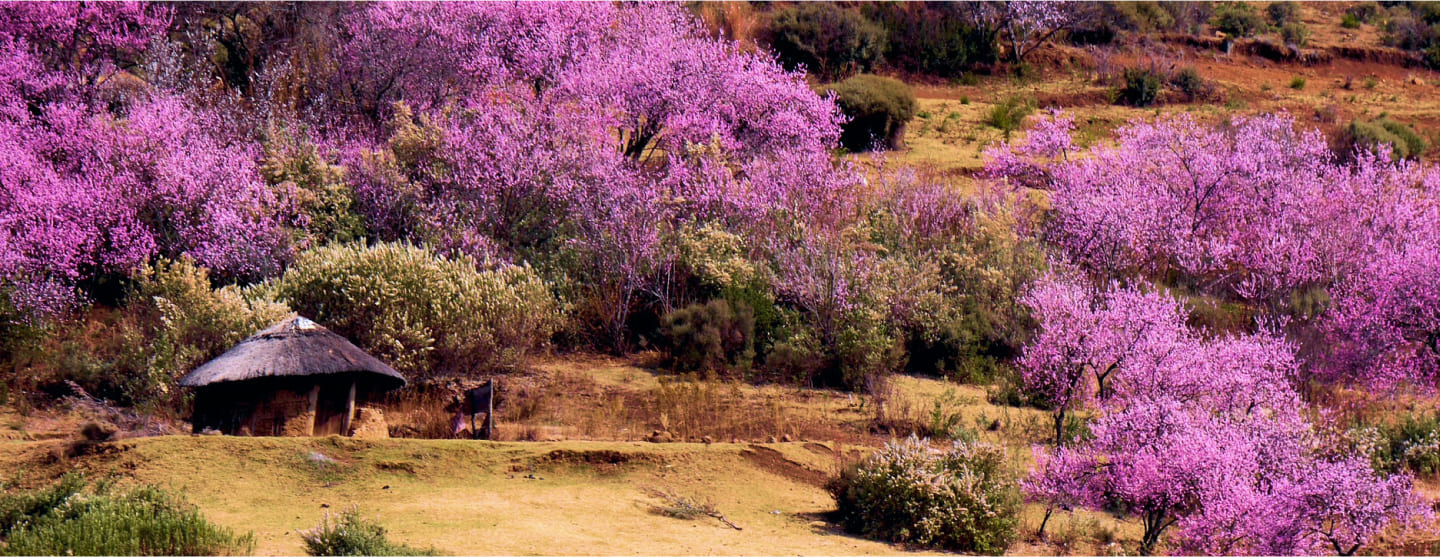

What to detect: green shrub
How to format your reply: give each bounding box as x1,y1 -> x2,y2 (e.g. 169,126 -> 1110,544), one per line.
829,437 -> 1019,553
28,258 -> 290,406
1160,2 -> 1216,34
983,95 -> 1036,138
301,508 -> 439,556
1169,66 -> 1214,101
1280,22 -> 1310,47
1382,9 -> 1435,51
262,124 -> 366,248
766,3 -> 886,81
1211,2 -> 1265,37
130,259 -> 292,401
1336,118 -> 1427,161
864,3 -> 995,77
1347,2 -> 1380,24
1374,413 -> 1440,476
1378,118 -> 1428,157
1267,1 -> 1301,25
1289,75 -> 1307,89
658,300 -> 756,373
764,298 -> 898,392
1341,13 -> 1362,28
1119,66 -> 1165,107
870,204 -> 1044,383
0,476 -> 254,556
1063,3 -> 1120,45
266,242 -> 562,381
1115,2 -> 1178,32
822,74 -> 917,151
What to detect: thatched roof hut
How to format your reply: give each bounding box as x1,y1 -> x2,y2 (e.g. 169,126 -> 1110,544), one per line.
180,316 -> 406,437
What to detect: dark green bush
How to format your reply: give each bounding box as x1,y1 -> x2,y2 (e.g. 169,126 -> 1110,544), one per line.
1211,2 -> 1265,37
658,299 -> 756,373
0,476 -> 254,556
1267,1 -> 1301,25
765,3 -> 885,81
864,3 -> 995,77
1063,3 -> 1122,45
1169,66 -> 1214,101
1341,13 -> 1362,29
1119,66 -> 1165,107
829,437 -> 1019,553
301,508 -> 439,556
1114,2 -> 1178,32
823,74 -> 917,151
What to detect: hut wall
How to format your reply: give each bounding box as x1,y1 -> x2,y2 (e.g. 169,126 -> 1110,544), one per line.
193,375 -> 390,437
350,407 -> 389,439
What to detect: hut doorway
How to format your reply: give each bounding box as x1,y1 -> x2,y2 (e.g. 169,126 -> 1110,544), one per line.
313,380 -> 357,436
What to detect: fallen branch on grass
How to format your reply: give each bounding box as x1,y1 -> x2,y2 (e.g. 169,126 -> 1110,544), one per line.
641,486 -> 742,530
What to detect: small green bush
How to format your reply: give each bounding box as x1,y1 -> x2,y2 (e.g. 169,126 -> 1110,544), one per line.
823,74 -> 918,151
0,476 -> 254,556
1212,2 -> 1265,37
1280,22 -> 1310,47
766,3 -> 886,81
829,437 -> 1019,553
1289,76 -> 1307,89
1378,118 -> 1428,157
1267,1 -> 1301,25
266,242 -> 562,381
1363,413 -> 1440,477
983,95 -> 1036,138
658,300 -> 756,373
1347,2 -> 1380,24
301,508 -> 439,556
1115,2 -> 1178,32
1119,66 -> 1165,107
1169,66 -> 1214,101
1341,13 -> 1362,28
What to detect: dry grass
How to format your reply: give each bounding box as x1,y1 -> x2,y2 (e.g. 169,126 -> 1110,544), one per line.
0,435 -> 946,556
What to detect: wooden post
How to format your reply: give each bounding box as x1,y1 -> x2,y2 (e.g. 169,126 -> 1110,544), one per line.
483,378 -> 495,441
341,380 -> 356,436
305,384 -> 320,436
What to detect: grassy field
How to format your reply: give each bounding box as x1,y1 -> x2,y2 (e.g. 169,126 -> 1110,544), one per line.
0,364 -> 1153,556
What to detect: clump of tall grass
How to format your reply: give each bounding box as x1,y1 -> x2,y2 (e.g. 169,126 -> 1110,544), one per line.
300,508 -> 441,556
0,474 -> 255,556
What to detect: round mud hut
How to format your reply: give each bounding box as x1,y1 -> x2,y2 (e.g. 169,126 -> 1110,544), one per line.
179,316 -> 406,437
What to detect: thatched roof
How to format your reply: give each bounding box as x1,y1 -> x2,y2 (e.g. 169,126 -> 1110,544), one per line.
178,316 -> 406,390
